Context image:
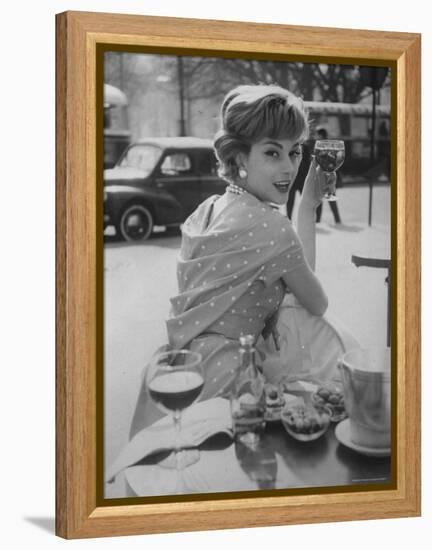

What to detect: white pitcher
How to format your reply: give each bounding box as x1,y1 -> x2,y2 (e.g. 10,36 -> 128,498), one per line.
338,348 -> 391,449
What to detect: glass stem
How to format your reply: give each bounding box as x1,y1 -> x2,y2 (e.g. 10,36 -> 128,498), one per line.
173,410 -> 182,470
172,410 -> 185,492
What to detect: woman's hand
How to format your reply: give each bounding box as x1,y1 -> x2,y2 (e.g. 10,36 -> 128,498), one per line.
301,158 -> 337,208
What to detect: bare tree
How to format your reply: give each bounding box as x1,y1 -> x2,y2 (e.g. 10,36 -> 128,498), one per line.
175,57 -> 386,104
105,52 -> 389,107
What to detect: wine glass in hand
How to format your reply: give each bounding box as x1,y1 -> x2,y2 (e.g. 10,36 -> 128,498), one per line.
314,140 -> 345,201
146,349 -> 204,473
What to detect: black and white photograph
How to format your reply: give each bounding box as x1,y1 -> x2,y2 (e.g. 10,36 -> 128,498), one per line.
102,50 -> 393,499
3,0 -> 429,543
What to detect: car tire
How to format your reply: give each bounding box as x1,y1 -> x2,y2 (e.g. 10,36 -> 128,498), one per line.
117,204 -> 154,241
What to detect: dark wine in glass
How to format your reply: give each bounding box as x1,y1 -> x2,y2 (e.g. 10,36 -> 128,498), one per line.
148,370 -> 204,413
314,140 -> 345,201
146,349 -> 204,480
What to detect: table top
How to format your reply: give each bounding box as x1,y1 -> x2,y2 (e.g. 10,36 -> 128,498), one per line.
125,419 -> 391,497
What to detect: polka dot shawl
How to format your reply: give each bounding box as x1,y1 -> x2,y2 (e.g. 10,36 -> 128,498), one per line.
166,193 -> 307,349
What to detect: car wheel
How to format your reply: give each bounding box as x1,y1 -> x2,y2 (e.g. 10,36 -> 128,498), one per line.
118,204 -> 154,241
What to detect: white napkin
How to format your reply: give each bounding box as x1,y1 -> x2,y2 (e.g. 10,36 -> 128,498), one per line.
106,398 -> 233,483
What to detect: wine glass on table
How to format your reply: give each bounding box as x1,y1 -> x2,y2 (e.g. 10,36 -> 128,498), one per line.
314,140 -> 345,201
146,349 -> 204,476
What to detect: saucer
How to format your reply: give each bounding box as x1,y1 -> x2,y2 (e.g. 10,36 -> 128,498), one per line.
335,419 -> 390,457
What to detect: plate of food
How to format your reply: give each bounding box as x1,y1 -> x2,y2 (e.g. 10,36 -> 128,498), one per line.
264,383 -> 306,422
311,381 -> 347,422
280,402 -> 332,442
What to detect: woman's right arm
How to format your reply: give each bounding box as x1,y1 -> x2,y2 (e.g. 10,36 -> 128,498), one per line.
282,264 -> 328,316
295,158 -> 336,271
280,158 -> 335,316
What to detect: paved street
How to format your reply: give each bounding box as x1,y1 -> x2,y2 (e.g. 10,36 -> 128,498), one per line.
104,183 -> 391,497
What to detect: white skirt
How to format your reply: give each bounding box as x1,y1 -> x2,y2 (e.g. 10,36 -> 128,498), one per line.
260,294 -> 360,385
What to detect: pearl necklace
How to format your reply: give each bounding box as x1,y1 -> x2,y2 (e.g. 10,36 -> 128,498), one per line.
226,183 -> 247,195
227,183 -> 280,211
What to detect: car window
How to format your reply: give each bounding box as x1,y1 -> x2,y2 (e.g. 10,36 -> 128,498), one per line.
119,144 -> 161,174
196,150 -> 218,176
160,153 -> 192,176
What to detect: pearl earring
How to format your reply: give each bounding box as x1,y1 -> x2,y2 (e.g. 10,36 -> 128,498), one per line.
238,168 -> 248,179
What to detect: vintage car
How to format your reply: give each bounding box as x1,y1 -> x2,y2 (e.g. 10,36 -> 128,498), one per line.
104,137 -> 226,241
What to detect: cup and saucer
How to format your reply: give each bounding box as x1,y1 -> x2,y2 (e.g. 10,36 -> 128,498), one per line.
336,347 -> 391,458
335,418 -> 391,457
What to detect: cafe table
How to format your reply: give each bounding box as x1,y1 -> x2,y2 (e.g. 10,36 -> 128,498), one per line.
124,408 -> 391,497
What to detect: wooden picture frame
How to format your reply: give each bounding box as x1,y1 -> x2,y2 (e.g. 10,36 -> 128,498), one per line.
56,10 -> 421,539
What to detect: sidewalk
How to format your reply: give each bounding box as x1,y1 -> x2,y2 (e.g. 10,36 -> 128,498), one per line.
316,221 -> 390,347
312,185 -> 390,347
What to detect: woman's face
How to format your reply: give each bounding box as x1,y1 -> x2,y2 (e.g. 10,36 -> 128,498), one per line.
239,137 -> 303,204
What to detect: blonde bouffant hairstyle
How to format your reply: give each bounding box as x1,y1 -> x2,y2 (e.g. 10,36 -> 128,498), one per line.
213,84 -> 309,183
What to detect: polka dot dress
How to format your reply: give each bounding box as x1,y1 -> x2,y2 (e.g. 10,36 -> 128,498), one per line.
130,192 -> 310,434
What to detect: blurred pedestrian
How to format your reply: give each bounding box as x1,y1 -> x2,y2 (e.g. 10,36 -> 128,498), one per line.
314,127 -> 342,224
286,138 -> 312,220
